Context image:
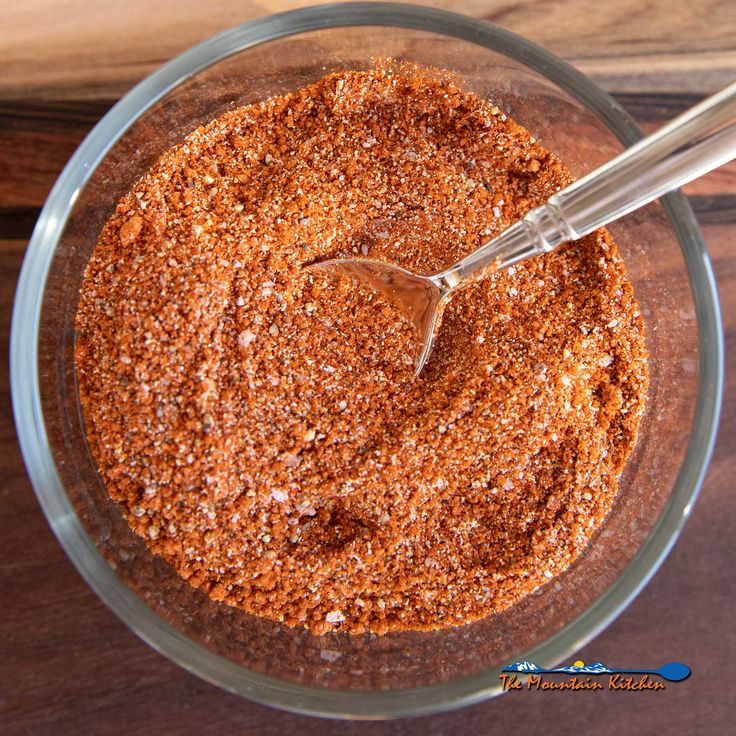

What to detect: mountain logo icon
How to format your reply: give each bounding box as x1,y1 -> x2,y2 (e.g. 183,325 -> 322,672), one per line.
502,660 -> 690,682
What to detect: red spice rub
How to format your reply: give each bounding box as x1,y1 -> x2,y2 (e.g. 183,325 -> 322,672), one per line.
75,63 -> 648,635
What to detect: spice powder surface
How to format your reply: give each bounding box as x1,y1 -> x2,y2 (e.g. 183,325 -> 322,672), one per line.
76,63 -> 648,635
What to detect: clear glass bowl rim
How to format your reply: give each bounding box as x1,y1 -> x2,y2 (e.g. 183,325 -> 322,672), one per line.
10,1 -> 724,720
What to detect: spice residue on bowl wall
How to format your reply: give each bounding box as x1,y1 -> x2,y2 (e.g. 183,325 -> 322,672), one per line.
75,61 -> 648,635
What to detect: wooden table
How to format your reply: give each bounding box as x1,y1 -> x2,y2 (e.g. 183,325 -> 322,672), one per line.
2,2 -> 734,733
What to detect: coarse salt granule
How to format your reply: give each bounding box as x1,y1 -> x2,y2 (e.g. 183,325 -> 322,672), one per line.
238,329 -> 255,347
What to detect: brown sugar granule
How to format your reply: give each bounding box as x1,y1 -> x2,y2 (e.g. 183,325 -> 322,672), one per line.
75,62 -> 648,635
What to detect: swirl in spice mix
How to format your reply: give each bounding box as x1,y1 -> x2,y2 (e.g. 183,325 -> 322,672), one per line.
76,63 -> 648,635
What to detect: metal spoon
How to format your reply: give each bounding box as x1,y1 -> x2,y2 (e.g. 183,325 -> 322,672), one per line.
309,81 -> 736,373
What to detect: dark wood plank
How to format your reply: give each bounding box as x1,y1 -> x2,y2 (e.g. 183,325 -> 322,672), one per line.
0,92 -> 715,218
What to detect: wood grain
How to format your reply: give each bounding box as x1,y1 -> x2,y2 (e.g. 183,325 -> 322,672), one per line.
2,0 -> 736,98
1,2 -> 734,734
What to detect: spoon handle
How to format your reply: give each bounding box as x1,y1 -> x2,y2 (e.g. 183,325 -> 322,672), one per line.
437,80 -> 736,290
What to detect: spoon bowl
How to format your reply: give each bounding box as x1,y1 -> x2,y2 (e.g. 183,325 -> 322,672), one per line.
309,258 -> 450,372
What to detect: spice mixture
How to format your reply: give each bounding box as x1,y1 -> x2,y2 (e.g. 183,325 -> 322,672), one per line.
76,63 -> 648,635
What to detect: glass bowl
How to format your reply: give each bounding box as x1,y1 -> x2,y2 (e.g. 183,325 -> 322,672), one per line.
10,1 -> 723,719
